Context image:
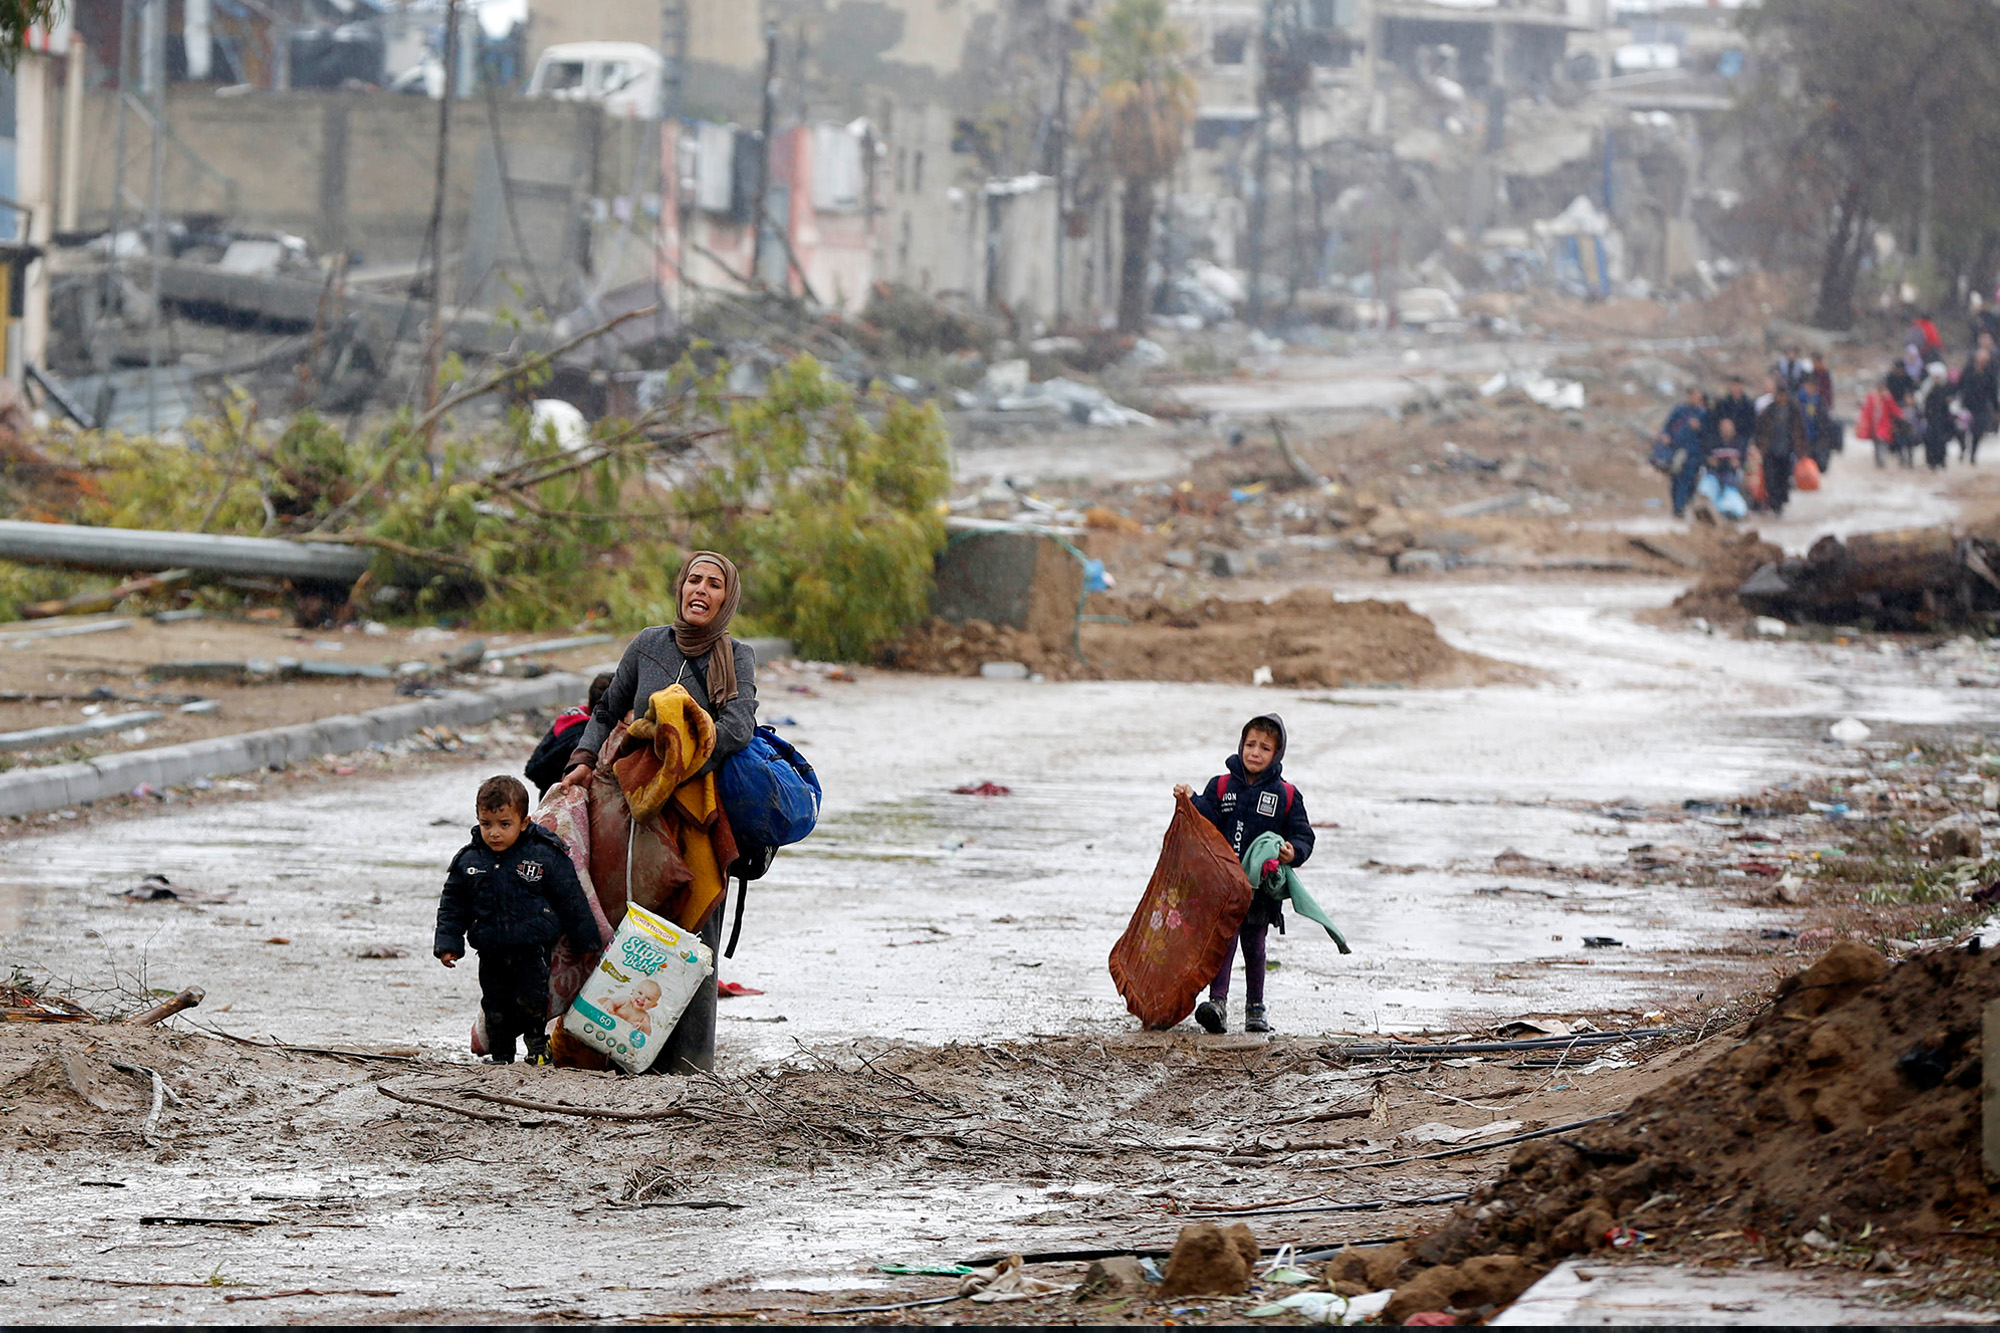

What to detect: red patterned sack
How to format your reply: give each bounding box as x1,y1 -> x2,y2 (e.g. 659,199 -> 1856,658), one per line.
1108,794 -> 1253,1029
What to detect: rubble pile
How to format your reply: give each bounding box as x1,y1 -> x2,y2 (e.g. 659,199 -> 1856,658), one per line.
886,587 -> 1512,688
1350,938 -> 1997,1313
1734,526 -> 2000,632
1668,529 -> 1786,625
1079,588 -> 1511,688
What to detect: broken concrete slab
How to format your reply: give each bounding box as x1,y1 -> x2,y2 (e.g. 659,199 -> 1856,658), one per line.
0,617 -> 135,646
481,634 -> 615,662
0,671 -> 605,819
1491,1259 -> 1985,1325
295,660 -> 393,681
0,710 -> 163,753
1443,492 -> 1533,519
150,659 -> 390,683
1629,534 -> 1702,570
932,530 -> 1083,647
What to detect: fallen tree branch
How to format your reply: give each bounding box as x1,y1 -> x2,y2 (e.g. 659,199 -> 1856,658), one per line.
191,1025 -> 418,1062
224,1288 -> 400,1302
1270,417 -> 1328,488
299,531 -> 485,573
376,1079 -> 517,1123
1189,1191 -> 1471,1220
458,1088 -> 702,1121
307,304 -> 660,535
124,986 -> 204,1027
1307,1112 -> 1625,1172
413,304 -> 661,440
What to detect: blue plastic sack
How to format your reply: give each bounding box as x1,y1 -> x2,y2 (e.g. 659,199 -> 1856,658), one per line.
1695,472 -> 1721,502
1715,485 -> 1748,520
718,726 -> 821,847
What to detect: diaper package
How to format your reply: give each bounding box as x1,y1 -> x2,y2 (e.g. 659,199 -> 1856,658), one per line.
562,903 -> 713,1073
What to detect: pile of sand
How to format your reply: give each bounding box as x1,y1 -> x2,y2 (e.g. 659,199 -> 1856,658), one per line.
883,589 -> 1515,687
1343,940 -> 1997,1319
1669,529 -> 1784,623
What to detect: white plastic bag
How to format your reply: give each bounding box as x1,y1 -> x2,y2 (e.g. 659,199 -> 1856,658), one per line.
563,903 -> 712,1073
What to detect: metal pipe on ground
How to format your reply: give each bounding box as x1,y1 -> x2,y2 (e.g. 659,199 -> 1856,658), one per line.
0,522 -> 374,583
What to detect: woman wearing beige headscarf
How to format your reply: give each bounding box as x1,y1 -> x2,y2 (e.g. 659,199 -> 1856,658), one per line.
561,551 -> 760,1071
563,551 -> 759,787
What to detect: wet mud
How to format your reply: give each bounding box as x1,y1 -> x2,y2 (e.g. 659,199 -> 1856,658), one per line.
4,574 -> 2000,1319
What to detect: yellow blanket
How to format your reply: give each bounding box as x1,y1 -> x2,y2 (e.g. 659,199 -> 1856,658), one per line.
611,684 -> 735,930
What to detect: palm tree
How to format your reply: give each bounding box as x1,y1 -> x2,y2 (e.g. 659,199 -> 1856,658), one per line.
1077,0 -> 1197,333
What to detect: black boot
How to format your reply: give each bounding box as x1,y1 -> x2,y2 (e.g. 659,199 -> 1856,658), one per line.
1194,999 -> 1225,1034
1244,1003 -> 1271,1034
483,1012 -> 516,1064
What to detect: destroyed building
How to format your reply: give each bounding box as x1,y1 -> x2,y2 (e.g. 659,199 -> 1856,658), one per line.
0,0 -> 1767,435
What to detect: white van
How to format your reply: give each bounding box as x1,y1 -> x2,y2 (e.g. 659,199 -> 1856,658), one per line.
524,42 -> 663,119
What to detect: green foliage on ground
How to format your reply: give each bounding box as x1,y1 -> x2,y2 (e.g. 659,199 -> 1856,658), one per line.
5,356 -> 948,657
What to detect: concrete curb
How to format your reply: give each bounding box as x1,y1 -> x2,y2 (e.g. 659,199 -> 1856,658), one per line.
0,670 -> 599,820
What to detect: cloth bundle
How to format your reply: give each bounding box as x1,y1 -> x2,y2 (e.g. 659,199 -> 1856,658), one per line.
547,684 -> 738,1069
1107,793 -> 1254,1030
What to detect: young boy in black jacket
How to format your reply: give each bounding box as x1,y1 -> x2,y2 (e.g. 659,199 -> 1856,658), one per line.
434,775 -> 601,1064
1173,713 -> 1316,1034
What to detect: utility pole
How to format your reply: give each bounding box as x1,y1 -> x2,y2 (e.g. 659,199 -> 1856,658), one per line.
749,21 -> 778,289
658,0 -> 686,317
1286,95 -> 1302,310
1244,0 -> 1274,328
420,0 -> 461,426
1050,24 -> 1071,326
95,0 -> 135,430
144,0 -> 166,434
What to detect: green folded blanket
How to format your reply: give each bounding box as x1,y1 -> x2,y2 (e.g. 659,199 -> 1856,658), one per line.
1243,831 -> 1351,954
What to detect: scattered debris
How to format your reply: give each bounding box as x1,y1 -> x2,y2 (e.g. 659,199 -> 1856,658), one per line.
0,986 -> 91,1022
1159,1222 -> 1260,1297
958,1253 -> 1073,1303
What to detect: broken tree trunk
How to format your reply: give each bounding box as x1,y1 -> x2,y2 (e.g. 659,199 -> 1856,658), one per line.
22,568 -> 191,619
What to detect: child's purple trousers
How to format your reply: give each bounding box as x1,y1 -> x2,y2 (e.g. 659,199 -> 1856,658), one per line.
1207,923 -> 1268,1006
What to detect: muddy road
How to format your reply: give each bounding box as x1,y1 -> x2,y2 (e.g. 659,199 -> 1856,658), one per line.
4,564 -> 1999,1321
4,421 -> 2000,1321
5,577 -> 1993,1056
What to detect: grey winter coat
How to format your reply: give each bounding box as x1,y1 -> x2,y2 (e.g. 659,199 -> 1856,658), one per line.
570,627 -> 759,778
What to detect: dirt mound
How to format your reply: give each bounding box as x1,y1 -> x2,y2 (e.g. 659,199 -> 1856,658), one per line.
883,589 -> 1517,687
4,1042 -> 152,1119
1357,940 -> 1997,1302
1669,528 -> 1784,623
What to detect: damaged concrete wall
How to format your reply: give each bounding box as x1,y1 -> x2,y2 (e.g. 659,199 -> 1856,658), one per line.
669,0 -> 1078,310
70,90 -> 653,309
